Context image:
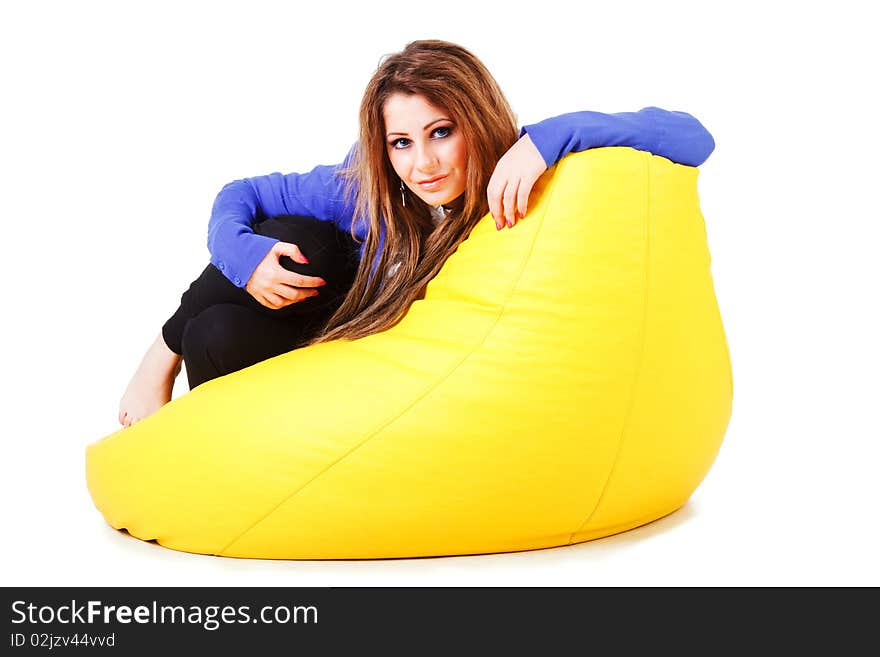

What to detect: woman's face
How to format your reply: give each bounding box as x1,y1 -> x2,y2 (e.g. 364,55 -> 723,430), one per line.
383,93 -> 468,207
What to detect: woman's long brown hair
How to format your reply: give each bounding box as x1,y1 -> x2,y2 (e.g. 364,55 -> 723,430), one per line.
309,40 -> 519,344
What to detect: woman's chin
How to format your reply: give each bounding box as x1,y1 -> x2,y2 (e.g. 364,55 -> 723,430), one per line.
414,190 -> 461,208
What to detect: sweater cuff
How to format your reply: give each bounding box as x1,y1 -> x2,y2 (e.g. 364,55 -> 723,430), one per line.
519,123 -> 561,169
211,233 -> 277,288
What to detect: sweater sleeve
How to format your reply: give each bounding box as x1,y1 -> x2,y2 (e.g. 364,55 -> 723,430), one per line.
207,144 -> 358,288
519,106 -> 715,169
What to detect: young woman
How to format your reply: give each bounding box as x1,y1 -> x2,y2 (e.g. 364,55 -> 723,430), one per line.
118,39 -> 714,427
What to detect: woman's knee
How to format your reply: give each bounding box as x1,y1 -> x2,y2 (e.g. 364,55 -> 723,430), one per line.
254,215 -> 359,294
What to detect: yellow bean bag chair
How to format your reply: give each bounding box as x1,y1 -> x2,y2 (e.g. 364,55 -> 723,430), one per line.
86,147 -> 733,559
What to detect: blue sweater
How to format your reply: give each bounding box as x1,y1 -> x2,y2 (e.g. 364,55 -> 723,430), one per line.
208,107 -> 715,287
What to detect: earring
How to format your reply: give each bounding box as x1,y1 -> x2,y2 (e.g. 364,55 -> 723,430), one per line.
400,180 -> 406,207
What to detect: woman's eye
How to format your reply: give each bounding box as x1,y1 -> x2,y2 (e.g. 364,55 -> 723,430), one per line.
389,127 -> 451,149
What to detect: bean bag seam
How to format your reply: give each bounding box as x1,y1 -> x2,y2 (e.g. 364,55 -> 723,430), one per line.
217,162 -> 564,557
567,149 -> 652,543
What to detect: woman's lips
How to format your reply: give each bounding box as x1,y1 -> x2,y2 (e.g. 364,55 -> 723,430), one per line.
417,175 -> 447,190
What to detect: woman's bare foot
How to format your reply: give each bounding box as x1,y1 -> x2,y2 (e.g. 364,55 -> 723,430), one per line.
119,334 -> 183,427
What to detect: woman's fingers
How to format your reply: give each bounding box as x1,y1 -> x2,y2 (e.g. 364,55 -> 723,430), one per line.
263,291 -> 287,309
273,244 -> 325,289
278,269 -> 326,289
489,175 -> 520,230
274,283 -> 319,303
273,241 -> 309,265
488,177 -> 506,230
247,244 -> 327,309
517,176 -> 532,219
503,177 -> 520,228
487,133 -> 547,231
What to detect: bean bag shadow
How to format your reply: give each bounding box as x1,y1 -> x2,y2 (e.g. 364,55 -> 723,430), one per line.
86,147 -> 733,559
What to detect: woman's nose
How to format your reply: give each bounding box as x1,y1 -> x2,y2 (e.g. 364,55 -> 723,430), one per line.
416,145 -> 439,172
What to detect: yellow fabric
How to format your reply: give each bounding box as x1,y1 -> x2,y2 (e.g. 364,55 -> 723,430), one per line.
86,148 -> 733,559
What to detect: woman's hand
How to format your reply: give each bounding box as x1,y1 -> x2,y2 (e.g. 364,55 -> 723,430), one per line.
245,242 -> 326,309
487,133 -> 547,230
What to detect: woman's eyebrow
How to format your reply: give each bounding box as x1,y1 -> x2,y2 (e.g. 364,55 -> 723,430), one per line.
386,117 -> 452,137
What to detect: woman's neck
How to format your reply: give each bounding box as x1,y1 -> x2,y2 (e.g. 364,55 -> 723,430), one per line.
431,193 -> 465,218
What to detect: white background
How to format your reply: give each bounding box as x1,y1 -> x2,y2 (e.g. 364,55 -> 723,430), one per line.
1,0 -> 877,587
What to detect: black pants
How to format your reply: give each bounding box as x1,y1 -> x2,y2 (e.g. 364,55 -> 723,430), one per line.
162,215 -> 359,389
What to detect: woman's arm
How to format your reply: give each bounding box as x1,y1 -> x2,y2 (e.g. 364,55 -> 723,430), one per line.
207,145 -> 358,288
488,107 -> 715,228
519,106 -> 715,168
